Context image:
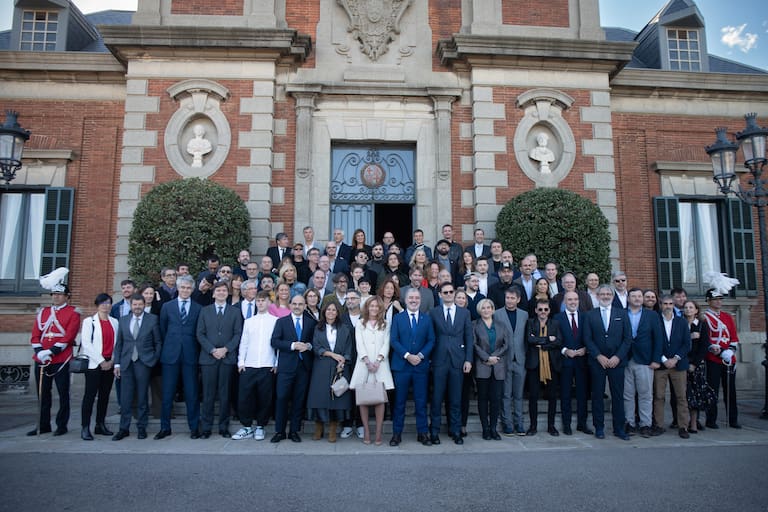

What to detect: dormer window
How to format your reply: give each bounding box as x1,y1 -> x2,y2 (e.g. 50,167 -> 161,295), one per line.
20,10 -> 58,51
667,28 -> 701,71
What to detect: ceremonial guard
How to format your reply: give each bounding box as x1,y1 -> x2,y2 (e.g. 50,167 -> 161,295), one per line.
28,268 -> 81,436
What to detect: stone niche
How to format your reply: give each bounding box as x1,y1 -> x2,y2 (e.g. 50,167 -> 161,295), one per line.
164,79 -> 232,178
513,88 -> 576,188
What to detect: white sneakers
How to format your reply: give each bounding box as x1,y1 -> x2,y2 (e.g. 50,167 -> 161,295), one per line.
232,426 -> 265,440
356,426 -> 365,439
340,427 -> 353,439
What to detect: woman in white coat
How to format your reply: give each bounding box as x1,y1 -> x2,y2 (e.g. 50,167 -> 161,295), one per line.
349,296 -> 394,445
78,293 -> 119,440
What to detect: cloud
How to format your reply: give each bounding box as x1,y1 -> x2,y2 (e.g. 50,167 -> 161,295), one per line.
721,24 -> 758,53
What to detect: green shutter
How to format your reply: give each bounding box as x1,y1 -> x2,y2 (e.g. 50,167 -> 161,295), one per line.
40,187 -> 74,276
653,197 -> 682,293
728,198 -> 757,295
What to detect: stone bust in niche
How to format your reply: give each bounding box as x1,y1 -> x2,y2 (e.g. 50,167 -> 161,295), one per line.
529,132 -> 556,174
186,124 -> 212,168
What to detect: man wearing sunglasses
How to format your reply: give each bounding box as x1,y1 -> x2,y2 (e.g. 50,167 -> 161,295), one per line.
611,271 -> 629,309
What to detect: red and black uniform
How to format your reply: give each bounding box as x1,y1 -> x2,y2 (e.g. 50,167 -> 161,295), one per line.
30,304 -> 81,434
703,309 -> 739,427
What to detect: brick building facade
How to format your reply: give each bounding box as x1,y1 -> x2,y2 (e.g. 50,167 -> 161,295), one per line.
1,0 -> 766,390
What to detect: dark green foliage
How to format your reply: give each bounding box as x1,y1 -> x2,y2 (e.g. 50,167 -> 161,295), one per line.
128,178 -> 250,283
495,188 -> 611,284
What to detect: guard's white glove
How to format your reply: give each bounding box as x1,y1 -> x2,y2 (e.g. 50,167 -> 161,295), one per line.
721,349 -> 735,365
37,349 -> 52,364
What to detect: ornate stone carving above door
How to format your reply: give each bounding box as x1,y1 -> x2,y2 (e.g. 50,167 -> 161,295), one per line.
337,0 -> 413,61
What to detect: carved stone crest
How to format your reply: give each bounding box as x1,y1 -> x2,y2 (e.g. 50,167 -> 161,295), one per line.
337,0 -> 412,61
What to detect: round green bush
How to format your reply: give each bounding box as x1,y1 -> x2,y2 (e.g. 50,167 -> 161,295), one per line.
495,188 -> 611,284
128,178 -> 251,283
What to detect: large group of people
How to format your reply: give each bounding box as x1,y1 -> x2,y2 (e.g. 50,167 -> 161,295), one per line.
28,225 -> 742,445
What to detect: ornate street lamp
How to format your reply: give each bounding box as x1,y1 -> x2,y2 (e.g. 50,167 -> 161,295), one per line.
706,113 -> 768,419
0,110 -> 31,185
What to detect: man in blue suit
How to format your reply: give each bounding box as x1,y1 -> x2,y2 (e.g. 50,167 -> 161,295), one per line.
652,294 -> 692,438
623,288 -> 662,437
155,275 -> 201,440
556,291 -> 592,436
583,284 -> 632,440
389,288 -> 435,446
429,281 -> 473,445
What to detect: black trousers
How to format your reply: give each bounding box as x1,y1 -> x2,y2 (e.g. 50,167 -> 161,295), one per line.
81,367 -> 114,427
275,365 -> 310,434
200,361 -> 235,432
705,360 -> 738,425
476,375 -> 502,432
527,368 -> 560,429
33,362 -> 70,431
238,367 -> 274,428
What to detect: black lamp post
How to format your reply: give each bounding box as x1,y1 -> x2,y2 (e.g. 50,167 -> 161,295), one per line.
0,110 -> 31,185
706,112 -> 768,419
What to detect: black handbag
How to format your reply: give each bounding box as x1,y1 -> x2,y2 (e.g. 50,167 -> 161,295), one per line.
70,318 -> 93,373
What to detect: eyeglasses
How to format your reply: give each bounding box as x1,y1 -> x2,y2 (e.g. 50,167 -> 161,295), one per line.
441,290 -> 455,295
536,308 -> 550,312
614,278 -> 626,282
219,270 -> 232,274
661,302 -> 675,306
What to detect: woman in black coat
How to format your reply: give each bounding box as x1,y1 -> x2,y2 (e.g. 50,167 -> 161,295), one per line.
306,301 -> 354,442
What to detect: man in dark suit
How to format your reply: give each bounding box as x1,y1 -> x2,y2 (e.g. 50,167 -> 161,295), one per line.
553,272 -> 593,313
404,228 -> 433,263
583,284 -> 632,440
110,279 -> 136,319
428,281 -> 473,445
494,287 -> 529,436
624,288 -> 662,437
196,281 -> 243,438
389,288 -> 436,446
525,299 -> 562,436
112,294 -> 162,440
512,256 -> 536,313
653,294 -> 692,439
270,293 -> 317,442
332,227 -> 353,263
556,291 -> 592,436
611,270 -> 629,309
266,232 -> 292,269
155,275 -> 201,440
464,228 -> 491,259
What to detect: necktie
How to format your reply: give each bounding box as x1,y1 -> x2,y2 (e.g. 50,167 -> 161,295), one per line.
295,318 -> 303,360
131,318 -> 140,362
246,302 -> 253,319
411,313 -> 417,333
571,313 -> 578,337
601,308 -> 609,331
180,300 -> 187,321
446,308 -> 452,327
217,306 -> 224,318
279,248 -> 284,261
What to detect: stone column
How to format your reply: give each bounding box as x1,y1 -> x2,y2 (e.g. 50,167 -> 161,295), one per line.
432,94 -> 457,239
293,92 -> 317,240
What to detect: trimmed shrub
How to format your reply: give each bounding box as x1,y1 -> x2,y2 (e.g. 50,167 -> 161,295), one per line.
495,188 -> 611,283
128,178 -> 251,283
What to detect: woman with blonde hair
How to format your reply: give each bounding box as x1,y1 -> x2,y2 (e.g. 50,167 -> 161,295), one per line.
349,296 -> 394,445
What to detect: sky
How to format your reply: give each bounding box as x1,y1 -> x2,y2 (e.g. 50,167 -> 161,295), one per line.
0,0 -> 766,71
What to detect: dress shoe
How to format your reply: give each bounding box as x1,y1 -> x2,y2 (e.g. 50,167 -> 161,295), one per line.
678,428 -> 690,439
625,423 -> 637,435
688,428 -> 698,434
201,431 -> 212,439
490,430 -> 501,440
639,426 -> 652,438
219,429 -> 231,438
154,430 -> 172,440
288,432 -> 302,442
577,425 -> 594,435
614,430 -> 630,441
650,425 -> 665,436
27,427 -> 51,436
137,429 -> 147,439
482,429 -> 492,440
453,434 -> 464,445
270,432 -> 286,443
95,423 -> 113,436
53,427 -> 68,436
705,421 -> 719,429
729,423 -> 742,429
526,427 -> 537,436
190,429 -> 201,439
595,429 -> 605,439
81,428 -> 94,441
112,430 -> 130,441
389,434 -> 401,447
460,429 -> 467,438
430,434 -> 441,445
417,433 -> 432,446
563,425 -> 573,436
547,426 -> 559,437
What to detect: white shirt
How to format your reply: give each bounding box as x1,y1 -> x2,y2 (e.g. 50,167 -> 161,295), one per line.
478,275 -> 489,296
240,300 -> 255,319
238,313 -> 278,368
